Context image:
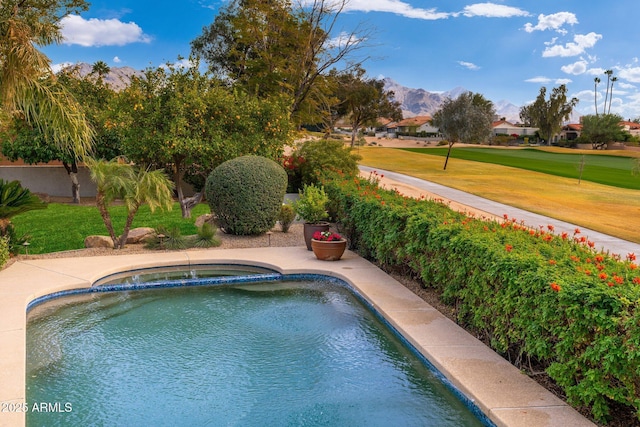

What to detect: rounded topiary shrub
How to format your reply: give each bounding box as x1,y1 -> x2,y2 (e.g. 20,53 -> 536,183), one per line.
205,156 -> 287,235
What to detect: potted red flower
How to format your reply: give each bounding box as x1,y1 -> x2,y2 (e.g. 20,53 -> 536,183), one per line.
311,230 -> 347,261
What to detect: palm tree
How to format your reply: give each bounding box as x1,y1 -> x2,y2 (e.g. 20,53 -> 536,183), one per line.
608,76 -> 618,114
91,60 -> 111,78
603,69 -> 613,115
0,0 -> 94,159
594,77 -> 600,115
87,158 -> 175,249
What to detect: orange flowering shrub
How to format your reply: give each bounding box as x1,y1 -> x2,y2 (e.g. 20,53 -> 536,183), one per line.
326,175 -> 640,424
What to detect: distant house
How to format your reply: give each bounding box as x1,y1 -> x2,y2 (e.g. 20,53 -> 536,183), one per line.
492,120 -> 538,137
558,120 -> 640,142
394,115 -> 438,136
559,123 -> 583,142
619,121 -> 640,137
366,117 -> 396,136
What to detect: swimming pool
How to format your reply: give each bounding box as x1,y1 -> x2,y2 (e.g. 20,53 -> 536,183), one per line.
0,247 -> 591,426
26,276 -> 490,426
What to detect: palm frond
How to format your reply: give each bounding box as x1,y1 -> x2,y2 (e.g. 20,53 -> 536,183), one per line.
0,179 -> 47,219
13,79 -> 95,159
1,14 -> 94,160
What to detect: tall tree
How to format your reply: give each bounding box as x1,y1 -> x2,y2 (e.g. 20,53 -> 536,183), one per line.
603,69 -> 613,115
431,92 -> 495,170
191,0 -> 371,125
608,76 -> 618,114
0,0 -> 94,159
519,85 -> 578,145
332,67 -> 402,147
594,77 -> 600,116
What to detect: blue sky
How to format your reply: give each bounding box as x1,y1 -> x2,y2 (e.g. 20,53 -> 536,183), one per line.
42,0 -> 640,122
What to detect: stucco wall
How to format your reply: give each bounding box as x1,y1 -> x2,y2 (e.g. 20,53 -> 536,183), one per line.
0,165 -> 97,197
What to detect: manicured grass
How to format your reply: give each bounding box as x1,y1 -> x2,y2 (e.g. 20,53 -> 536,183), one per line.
401,147 -> 640,189
357,147 -> 640,243
12,202 -> 211,254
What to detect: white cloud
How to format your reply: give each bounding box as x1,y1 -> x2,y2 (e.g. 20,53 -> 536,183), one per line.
51,62 -> 73,73
524,12 -> 578,33
574,89 -> 593,99
525,76 -> 572,85
618,81 -> 636,90
618,67 -> 640,83
160,58 -> 194,69
339,0 -> 450,20
328,32 -> 363,49
457,61 -> 480,70
525,76 -> 553,84
60,15 -> 151,47
461,3 -> 529,18
113,56 -> 121,63
542,32 -> 602,58
301,0 -> 528,20
561,60 -> 588,75
587,67 -> 606,76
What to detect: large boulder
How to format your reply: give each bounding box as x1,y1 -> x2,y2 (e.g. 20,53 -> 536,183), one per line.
125,227 -> 155,244
84,235 -> 114,249
195,214 -> 216,228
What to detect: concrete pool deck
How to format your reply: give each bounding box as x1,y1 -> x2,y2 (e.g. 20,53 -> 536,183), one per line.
0,246 -> 594,427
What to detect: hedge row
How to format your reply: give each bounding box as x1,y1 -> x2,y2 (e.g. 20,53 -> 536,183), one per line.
325,173 -> 640,423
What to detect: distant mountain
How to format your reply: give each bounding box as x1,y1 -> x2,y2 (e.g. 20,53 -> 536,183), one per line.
58,62 -> 143,91
383,78 -> 522,123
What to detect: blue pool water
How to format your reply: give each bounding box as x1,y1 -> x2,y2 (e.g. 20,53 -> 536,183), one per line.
27,277 -> 490,426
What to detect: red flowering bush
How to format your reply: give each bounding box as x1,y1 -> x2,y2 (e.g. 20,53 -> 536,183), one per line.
325,175 -> 640,423
280,154 -> 305,193
312,230 -> 343,241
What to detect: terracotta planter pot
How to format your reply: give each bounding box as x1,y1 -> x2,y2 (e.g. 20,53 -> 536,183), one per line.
303,222 -> 330,251
311,239 -> 347,261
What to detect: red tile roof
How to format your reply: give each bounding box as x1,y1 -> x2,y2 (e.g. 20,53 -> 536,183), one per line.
620,121 -> 640,130
396,115 -> 432,127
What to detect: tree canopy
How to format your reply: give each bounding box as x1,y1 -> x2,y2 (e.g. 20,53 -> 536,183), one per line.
519,85 -> 578,144
331,66 -> 402,147
191,0 -> 371,125
580,114 -> 628,149
431,92 -> 495,169
115,61 -> 293,217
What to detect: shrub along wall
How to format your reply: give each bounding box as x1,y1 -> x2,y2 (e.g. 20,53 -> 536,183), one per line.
0,237 -> 8,269
325,173 -> 640,424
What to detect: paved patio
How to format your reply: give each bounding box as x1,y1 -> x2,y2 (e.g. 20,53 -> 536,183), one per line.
0,246 -> 594,426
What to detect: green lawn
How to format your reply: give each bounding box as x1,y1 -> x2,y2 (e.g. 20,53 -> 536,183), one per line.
401,147 -> 640,190
12,202 -> 211,254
